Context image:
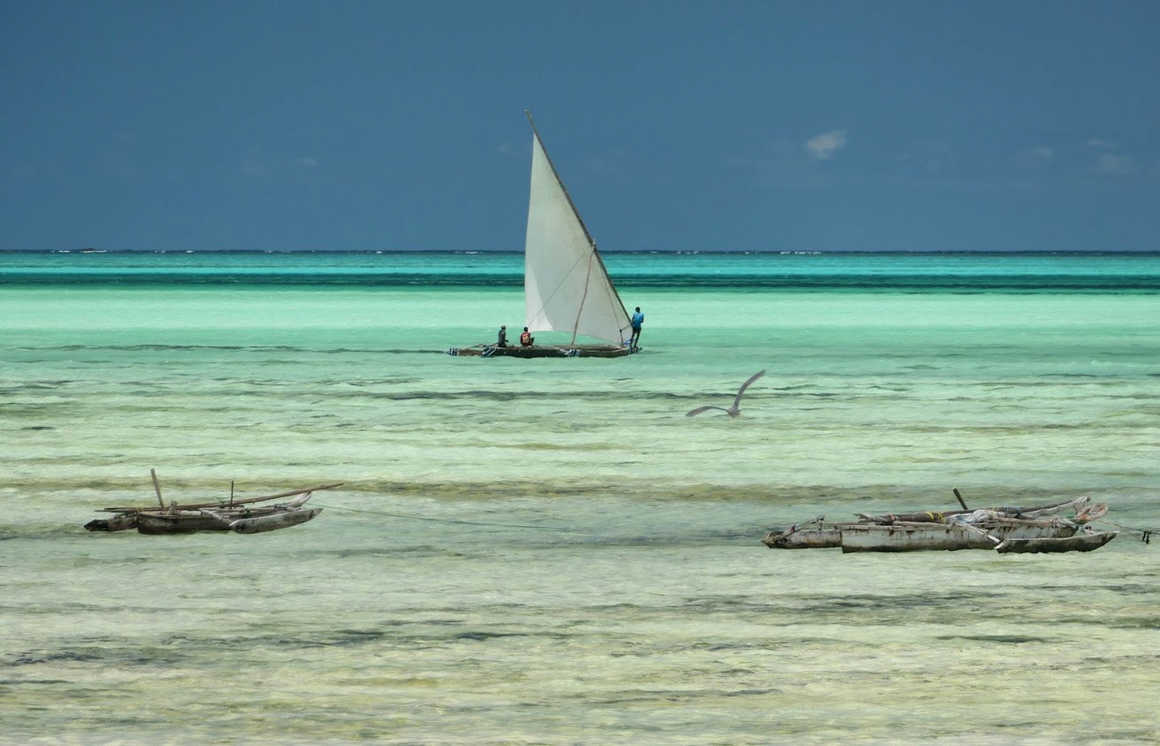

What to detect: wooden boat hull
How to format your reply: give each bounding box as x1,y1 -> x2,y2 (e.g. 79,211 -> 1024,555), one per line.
765,496 -> 1114,555
448,343 -> 635,358
137,511 -> 232,534
764,516 -> 1079,551
996,531 -> 1117,554
85,479 -> 338,536
763,524 -> 847,548
229,507 -> 322,533
839,520 -> 1076,553
136,505 -> 323,535
84,513 -> 140,532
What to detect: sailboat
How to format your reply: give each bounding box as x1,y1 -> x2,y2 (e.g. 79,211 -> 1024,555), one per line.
448,112 -> 637,358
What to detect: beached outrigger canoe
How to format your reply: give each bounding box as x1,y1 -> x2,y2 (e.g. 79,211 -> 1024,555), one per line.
763,495 -> 1117,554
84,470 -> 341,535
448,112 -> 637,359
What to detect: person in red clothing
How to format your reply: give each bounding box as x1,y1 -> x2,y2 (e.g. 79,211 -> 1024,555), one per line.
519,326 -> 534,346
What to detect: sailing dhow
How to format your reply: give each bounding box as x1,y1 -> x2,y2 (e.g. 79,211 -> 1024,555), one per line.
449,112 -> 636,358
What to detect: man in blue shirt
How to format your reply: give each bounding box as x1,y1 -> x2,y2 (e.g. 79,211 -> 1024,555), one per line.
629,306 -> 644,350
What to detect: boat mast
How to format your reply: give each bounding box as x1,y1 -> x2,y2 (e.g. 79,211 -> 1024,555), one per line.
524,110 -> 631,343
570,254 -> 595,346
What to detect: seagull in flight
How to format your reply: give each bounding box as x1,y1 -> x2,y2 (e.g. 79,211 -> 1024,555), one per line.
686,370 -> 766,418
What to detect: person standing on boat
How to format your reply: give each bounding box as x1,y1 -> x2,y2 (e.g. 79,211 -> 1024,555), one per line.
629,306 -> 644,349
520,326 -> 534,346
496,325 -> 508,347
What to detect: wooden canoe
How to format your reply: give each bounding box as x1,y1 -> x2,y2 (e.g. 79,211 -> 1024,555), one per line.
995,531 -> 1118,554
839,520 -> 1077,553
228,507 -> 322,534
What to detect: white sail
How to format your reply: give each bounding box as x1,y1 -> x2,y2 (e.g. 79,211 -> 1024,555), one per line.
524,126 -> 630,345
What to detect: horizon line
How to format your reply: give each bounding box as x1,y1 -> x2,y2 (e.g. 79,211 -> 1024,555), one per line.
3,248 -> 1158,256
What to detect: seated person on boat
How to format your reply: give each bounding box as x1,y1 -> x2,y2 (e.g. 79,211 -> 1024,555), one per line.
520,327 -> 534,346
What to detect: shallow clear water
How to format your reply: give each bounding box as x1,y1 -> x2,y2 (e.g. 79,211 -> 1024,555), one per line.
2,252 -> 1158,743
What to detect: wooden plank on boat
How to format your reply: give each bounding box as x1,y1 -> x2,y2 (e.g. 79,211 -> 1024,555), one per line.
855,496 -> 1091,525
281,492 -> 312,508
1009,496 -> 1091,519
1074,502 -> 1108,523
102,482 -> 343,513
150,468 -> 165,508
995,531 -> 1118,554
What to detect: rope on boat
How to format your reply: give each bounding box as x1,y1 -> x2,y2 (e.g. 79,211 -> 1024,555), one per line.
311,502 -> 586,533
1102,520 -> 1156,544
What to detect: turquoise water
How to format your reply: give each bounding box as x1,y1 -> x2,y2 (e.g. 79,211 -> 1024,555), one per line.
2,252 -> 1158,743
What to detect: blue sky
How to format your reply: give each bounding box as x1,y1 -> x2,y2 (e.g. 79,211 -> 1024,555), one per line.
2,0 -> 1156,251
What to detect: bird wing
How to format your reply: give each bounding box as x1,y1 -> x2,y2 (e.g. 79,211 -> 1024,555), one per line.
686,405 -> 728,417
732,369 -> 766,408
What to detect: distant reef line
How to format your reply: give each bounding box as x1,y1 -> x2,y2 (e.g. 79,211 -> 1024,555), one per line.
2,272 -> 1159,291
2,249 -> 1159,256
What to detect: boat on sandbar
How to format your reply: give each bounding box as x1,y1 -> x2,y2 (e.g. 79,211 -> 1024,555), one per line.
84,470 -> 341,535
763,495 -> 1117,554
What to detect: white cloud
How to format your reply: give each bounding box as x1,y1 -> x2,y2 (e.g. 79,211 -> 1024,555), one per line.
805,130 -> 848,160
1087,138 -> 1114,149
1096,153 -> 1135,174
296,156 -> 319,168
1015,145 -> 1054,168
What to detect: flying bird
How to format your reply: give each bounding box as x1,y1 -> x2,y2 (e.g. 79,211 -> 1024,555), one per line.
686,370 -> 766,418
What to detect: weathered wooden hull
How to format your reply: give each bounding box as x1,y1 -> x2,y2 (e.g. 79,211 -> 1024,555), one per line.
137,511 -> 232,534
765,495 -> 1115,555
763,524 -> 849,548
229,507 -> 322,534
764,516 -> 1079,551
136,503 -> 316,535
839,520 -> 1076,553
996,531 -> 1117,554
86,480 -> 337,535
135,506 -> 323,535
84,512 -> 140,532
448,343 -> 635,358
